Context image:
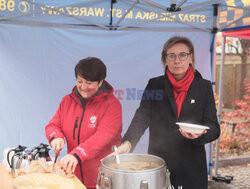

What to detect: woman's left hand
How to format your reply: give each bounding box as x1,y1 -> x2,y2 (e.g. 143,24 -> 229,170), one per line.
179,128 -> 207,139
59,154 -> 78,175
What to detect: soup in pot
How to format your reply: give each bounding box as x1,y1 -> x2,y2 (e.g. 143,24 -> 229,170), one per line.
108,161 -> 160,171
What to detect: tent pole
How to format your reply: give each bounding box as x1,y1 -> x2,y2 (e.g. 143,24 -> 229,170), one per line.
209,4 -> 219,176
214,36 -> 226,175
114,0 -> 139,28
140,0 -> 168,11
181,0 -> 221,11
109,0 -> 116,26
210,34 -> 218,176
208,33 -> 217,177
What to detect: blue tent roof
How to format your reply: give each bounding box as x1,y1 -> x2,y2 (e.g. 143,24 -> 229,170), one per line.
0,0 -> 249,32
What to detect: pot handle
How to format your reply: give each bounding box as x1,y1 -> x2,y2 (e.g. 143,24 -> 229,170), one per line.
7,149 -> 15,168
96,168 -> 101,189
140,180 -> 148,189
101,173 -> 111,189
96,168 -> 111,189
166,169 -> 172,189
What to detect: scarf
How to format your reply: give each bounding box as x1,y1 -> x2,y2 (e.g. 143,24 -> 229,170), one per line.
167,66 -> 194,117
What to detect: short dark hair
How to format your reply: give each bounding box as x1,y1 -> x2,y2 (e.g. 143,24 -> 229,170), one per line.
161,36 -> 195,69
75,57 -> 106,82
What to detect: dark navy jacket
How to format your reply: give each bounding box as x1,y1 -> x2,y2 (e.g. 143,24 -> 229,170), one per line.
123,70 -> 220,189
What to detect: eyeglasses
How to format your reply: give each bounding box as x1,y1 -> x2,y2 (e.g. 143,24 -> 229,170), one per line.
165,52 -> 192,62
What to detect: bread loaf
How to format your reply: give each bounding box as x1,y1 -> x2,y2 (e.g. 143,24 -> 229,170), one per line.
12,173 -> 86,189
16,159 -> 73,178
12,160 -> 86,189
0,163 -> 14,189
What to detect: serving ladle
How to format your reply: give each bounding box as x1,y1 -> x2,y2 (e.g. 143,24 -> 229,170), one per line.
112,145 -> 120,164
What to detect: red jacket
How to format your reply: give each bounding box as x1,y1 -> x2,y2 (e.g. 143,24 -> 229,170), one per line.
45,81 -> 122,188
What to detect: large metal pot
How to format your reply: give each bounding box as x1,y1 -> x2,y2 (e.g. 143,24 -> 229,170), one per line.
97,153 -> 171,189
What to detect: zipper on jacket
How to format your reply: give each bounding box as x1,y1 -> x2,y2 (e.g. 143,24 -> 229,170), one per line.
77,110 -> 85,145
76,111 -> 85,186
73,117 -> 78,140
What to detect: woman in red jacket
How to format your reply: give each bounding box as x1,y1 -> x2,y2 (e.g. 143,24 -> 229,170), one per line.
45,57 -> 122,189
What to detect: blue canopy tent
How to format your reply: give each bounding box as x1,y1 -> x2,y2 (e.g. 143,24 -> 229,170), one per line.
0,0 -> 249,177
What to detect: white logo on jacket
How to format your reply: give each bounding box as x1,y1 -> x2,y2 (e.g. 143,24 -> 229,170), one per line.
76,147 -> 86,156
49,132 -> 55,137
88,116 -> 97,128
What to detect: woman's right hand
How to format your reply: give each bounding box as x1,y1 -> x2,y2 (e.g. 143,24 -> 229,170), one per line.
113,141 -> 132,156
51,138 -> 64,153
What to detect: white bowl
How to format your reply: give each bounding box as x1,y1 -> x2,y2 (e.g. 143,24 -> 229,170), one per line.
176,122 -> 210,134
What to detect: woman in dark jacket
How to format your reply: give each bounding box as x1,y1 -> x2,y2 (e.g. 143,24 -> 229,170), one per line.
116,36 -> 220,189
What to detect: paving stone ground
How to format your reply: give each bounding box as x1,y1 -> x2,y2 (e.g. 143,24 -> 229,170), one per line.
208,164 -> 250,189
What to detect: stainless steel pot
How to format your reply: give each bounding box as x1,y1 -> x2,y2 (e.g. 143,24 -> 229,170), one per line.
97,153 -> 171,189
